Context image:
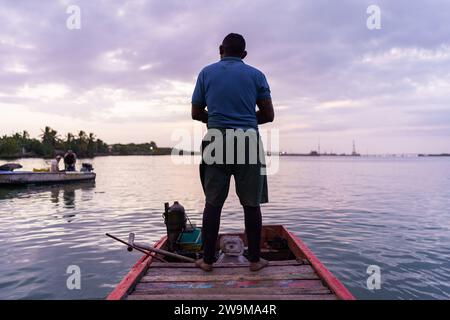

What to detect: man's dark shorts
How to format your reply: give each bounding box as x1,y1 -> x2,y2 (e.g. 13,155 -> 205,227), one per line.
200,128 -> 268,208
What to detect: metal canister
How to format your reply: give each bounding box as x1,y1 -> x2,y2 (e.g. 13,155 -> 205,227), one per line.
163,201 -> 186,252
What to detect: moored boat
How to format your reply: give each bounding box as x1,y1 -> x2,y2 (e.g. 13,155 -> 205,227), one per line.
0,171 -> 96,186
108,225 -> 355,300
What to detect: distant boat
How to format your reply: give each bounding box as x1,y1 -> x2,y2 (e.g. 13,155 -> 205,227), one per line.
0,171 -> 95,186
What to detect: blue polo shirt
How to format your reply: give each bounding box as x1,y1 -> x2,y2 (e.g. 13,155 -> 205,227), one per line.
192,57 -> 271,130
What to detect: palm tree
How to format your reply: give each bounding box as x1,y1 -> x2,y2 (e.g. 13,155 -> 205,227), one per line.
96,138 -> 108,154
40,126 -> 58,147
66,133 -> 74,143
22,130 -> 30,140
78,130 -> 87,141
87,133 -> 96,157
63,132 -> 74,151
77,130 -> 88,155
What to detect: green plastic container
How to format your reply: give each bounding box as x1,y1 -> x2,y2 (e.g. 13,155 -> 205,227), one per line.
177,228 -> 202,252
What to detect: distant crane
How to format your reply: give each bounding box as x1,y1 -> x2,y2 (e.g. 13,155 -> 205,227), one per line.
351,140 -> 361,157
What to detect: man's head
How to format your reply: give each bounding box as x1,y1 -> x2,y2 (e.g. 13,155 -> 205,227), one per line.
220,33 -> 247,59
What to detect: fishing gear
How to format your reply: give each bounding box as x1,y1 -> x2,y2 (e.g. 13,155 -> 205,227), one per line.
106,233 -> 195,263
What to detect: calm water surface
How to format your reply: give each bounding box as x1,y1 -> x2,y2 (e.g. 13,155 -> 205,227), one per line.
1,156 -> 449,299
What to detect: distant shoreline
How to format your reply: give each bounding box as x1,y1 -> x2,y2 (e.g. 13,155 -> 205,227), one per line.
268,152 -> 449,158
418,153 -> 450,157
2,152 -> 450,161
2,127 -> 449,161
0,148 -> 196,160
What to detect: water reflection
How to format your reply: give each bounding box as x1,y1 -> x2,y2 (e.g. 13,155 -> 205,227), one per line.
48,182 -> 95,208
0,182 -> 95,203
48,182 -> 96,221
1,156 -> 450,300
1,182 -> 96,223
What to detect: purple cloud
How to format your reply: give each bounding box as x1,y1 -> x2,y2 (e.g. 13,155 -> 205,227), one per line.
0,0 -> 449,153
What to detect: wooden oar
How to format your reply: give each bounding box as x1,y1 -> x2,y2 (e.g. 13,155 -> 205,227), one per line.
106,233 -> 196,263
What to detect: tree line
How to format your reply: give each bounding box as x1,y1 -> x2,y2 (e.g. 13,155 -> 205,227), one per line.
0,126 -> 161,159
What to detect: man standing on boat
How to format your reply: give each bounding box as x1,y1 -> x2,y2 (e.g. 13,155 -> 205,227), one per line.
64,150 -> 77,172
191,33 -> 275,272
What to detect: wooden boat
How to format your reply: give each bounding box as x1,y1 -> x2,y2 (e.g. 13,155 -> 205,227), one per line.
0,171 -> 96,186
108,225 -> 355,300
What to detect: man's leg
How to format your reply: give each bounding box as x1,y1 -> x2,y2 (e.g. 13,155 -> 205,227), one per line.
201,202 -> 223,265
243,205 -> 262,262
243,205 -> 268,271
199,161 -> 230,269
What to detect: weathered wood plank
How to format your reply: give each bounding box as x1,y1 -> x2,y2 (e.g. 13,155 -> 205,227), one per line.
145,264 -> 315,276
149,260 -> 306,268
141,272 -> 319,282
135,279 -> 328,291
141,265 -> 319,282
127,293 -> 337,300
132,287 -> 331,296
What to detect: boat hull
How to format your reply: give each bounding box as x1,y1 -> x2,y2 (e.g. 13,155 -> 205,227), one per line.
107,225 -> 355,300
0,171 -> 96,186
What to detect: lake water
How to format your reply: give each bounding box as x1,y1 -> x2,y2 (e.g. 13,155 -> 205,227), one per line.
0,156 -> 449,300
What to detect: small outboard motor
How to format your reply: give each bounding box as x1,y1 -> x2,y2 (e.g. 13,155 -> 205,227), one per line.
81,163 -> 94,172
163,201 -> 186,252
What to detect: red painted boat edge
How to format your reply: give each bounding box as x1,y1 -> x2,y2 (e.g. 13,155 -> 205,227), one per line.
107,236 -> 167,300
280,225 -> 355,300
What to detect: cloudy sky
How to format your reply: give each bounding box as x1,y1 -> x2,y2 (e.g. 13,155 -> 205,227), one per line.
1,0 -> 449,154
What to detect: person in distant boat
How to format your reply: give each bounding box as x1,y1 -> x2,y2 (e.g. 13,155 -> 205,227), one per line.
64,150 -> 77,171
50,155 -> 62,173
191,33 -> 275,272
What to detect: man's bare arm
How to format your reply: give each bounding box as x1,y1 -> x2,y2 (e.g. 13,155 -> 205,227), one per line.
256,98 -> 274,124
191,104 -> 208,123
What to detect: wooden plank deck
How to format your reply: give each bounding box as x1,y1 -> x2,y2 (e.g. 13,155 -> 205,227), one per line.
126,260 -> 337,300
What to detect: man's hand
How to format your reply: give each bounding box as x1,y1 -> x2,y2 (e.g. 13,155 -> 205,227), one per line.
256,99 -> 274,124
191,104 -> 208,123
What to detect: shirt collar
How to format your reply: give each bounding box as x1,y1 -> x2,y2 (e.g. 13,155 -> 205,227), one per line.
221,56 -> 243,62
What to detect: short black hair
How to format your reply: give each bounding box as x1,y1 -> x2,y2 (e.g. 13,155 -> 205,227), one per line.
222,33 -> 246,56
